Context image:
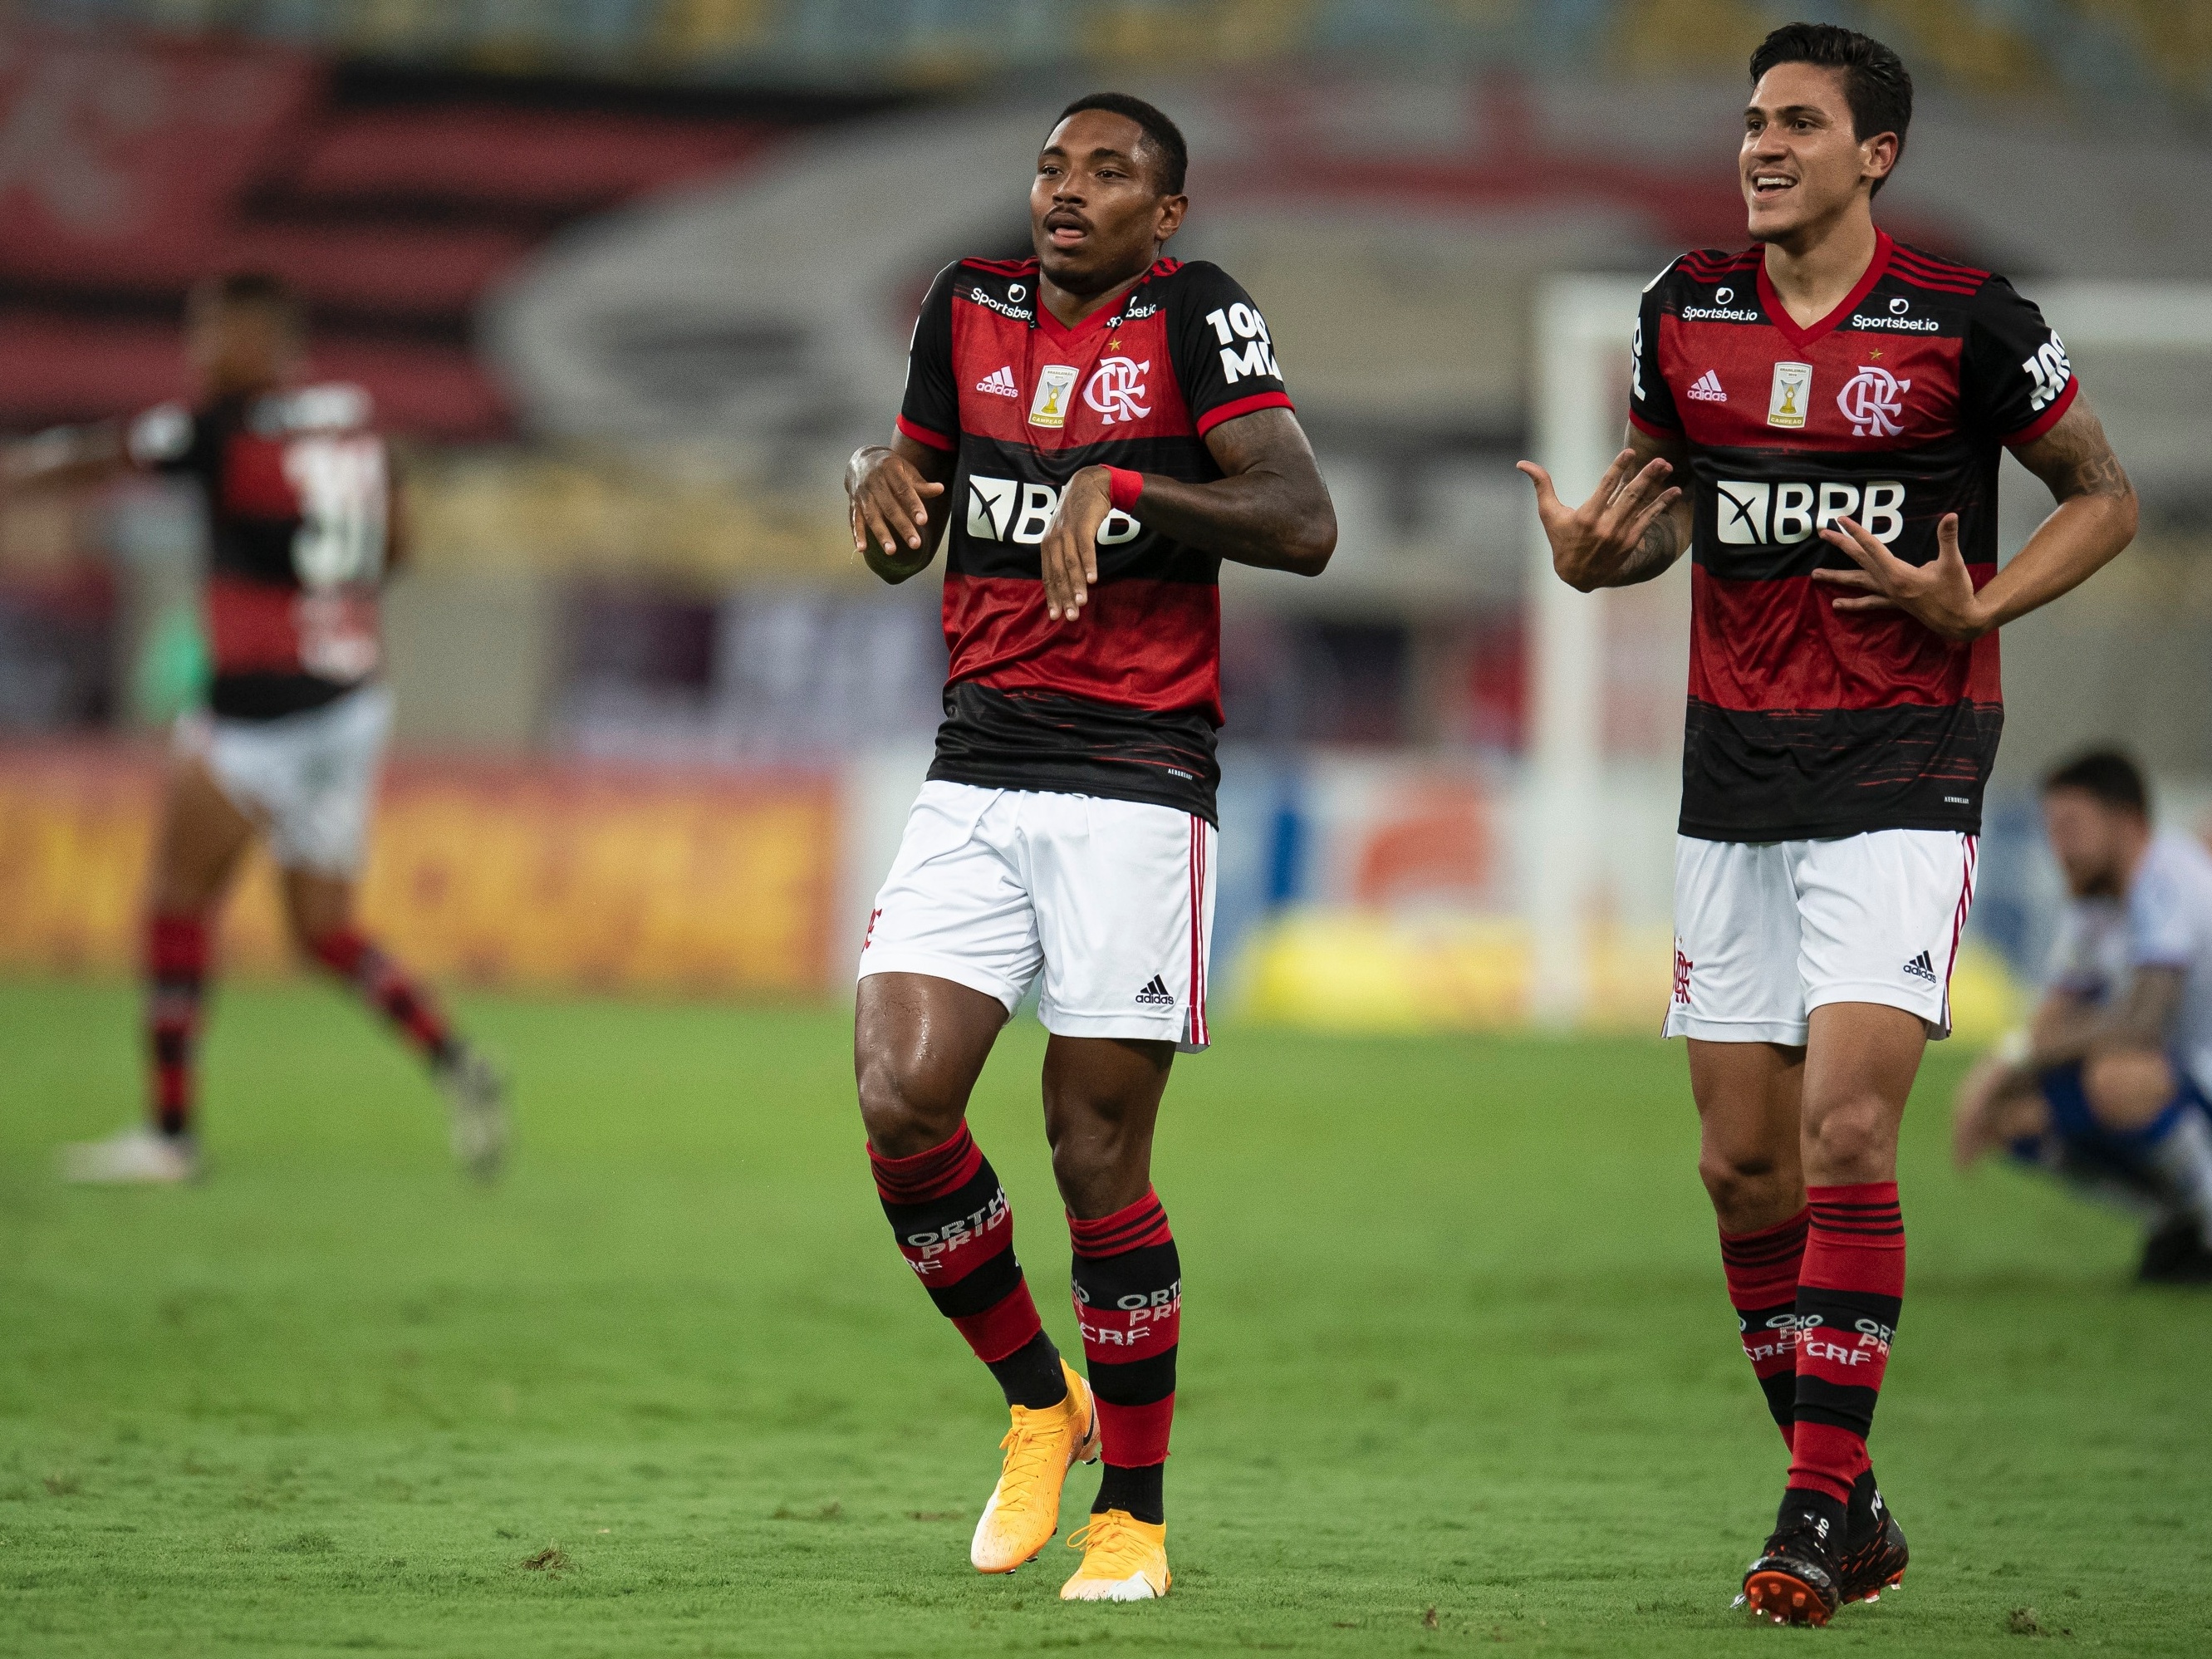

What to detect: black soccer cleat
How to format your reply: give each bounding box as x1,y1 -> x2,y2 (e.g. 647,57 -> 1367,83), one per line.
1742,1510 -> 1843,1627
2137,1217 -> 2212,1284
1833,1477 -> 1909,1605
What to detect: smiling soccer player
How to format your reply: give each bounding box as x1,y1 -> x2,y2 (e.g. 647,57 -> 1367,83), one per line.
843,95 -> 1334,1602
1518,22 -> 2138,1627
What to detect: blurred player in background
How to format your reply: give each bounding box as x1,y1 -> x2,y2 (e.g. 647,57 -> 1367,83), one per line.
1520,23 -> 2138,1627
0,273 -> 507,1185
1954,751 -> 2212,1284
844,95 -> 1333,1602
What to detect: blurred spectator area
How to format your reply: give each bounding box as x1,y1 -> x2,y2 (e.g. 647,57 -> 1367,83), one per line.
18,2 -> 2212,116
0,25 -> 897,437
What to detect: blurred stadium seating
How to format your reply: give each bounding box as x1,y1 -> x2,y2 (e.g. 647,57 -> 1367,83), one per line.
3,0 -> 2210,1024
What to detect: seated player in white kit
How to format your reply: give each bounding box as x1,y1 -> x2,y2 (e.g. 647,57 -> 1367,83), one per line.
1954,750 -> 2212,1283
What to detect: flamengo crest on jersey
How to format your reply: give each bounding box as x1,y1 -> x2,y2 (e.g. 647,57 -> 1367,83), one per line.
1630,232 -> 2079,842
895,255 -> 1295,824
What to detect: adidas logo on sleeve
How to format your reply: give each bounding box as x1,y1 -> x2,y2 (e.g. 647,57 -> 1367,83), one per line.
1133,975 -> 1175,1008
975,366 -> 1018,398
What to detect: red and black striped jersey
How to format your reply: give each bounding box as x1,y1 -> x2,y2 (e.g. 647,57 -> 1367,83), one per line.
129,385 -> 390,722
1631,230 -> 2078,841
896,254 -> 1293,823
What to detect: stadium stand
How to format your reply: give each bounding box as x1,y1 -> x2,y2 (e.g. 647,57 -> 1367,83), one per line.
0,27 -> 879,437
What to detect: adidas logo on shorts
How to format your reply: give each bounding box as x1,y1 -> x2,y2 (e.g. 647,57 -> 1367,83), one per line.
1133,975 -> 1175,1009
976,366 -> 1018,398
1901,950 -> 1937,984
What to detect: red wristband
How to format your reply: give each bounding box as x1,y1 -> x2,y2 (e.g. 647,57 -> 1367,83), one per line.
1103,467 -> 1145,513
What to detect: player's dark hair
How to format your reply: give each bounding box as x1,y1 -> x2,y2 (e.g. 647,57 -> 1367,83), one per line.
1055,93 -> 1187,196
195,270 -> 304,328
1750,22 -> 1913,195
2043,749 -> 2151,818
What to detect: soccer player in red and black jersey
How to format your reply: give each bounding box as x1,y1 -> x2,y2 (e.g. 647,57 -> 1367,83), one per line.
843,94 -> 1334,1601
1,274 -> 507,1185
1519,25 -> 2137,1626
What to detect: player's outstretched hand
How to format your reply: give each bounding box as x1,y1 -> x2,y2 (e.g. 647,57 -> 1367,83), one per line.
846,445 -> 944,579
1815,512 -> 1989,641
1040,466 -> 1110,623
1516,449 -> 1681,591
1950,1053 -> 2014,1171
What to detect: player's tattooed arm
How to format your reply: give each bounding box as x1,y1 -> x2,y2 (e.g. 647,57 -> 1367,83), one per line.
1037,408 -> 1336,624
846,435 -> 955,583
2026,964 -> 2183,1068
1517,425 -> 1688,591
1816,395 -> 2137,641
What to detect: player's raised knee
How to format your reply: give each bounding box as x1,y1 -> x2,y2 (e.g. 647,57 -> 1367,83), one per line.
2081,1048 -> 2175,1134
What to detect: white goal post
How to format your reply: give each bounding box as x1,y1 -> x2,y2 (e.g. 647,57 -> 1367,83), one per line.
1523,273 -> 2212,1027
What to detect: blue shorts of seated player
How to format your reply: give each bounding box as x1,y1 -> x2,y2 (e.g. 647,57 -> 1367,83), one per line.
2013,1058 -> 2212,1176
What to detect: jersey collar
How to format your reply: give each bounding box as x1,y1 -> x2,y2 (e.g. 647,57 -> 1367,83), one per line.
1032,265 -> 1155,338
1756,228 -> 1894,353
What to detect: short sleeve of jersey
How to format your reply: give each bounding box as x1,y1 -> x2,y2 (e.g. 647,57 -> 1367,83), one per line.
895,262 -> 960,453
2043,907 -> 2102,995
1963,275 -> 2077,446
1627,272 -> 1682,437
1169,262 -> 1293,437
2127,850 -> 2196,969
127,402 -> 203,476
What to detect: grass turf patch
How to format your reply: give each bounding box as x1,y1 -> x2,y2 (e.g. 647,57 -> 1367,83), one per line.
0,975 -> 2207,1655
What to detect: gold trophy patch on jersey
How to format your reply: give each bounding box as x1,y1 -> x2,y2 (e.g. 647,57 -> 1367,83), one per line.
1767,361 -> 1812,429
1029,364 -> 1079,429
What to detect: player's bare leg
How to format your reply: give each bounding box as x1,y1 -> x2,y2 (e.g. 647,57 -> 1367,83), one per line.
856,973 -> 1097,1575
855,971 -> 1007,1156
1738,1003 -> 1919,1623
63,758 -> 253,1184
281,866 -> 506,1180
1690,1039 -> 1807,1236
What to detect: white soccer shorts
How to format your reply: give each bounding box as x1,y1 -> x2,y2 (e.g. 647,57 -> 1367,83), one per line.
859,781 -> 1216,1052
1664,829 -> 1979,1045
177,682 -> 393,876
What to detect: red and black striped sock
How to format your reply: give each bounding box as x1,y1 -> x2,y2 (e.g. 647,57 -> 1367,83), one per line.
869,1124 -> 1065,1410
1719,1206 -> 1810,1450
145,914 -> 209,1139
308,929 -> 456,1067
1786,1182 -> 1905,1533
1070,1189 -> 1180,1526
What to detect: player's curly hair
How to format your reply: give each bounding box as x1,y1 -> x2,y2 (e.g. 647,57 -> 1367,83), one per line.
1056,93 -> 1187,196
1750,22 -> 1913,195
190,270 -> 305,330
2043,749 -> 2151,817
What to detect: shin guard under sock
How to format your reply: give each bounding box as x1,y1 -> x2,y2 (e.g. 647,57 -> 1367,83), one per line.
1070,1189 -> 1180,1525
1719,1206 -> 1810,1449
309,929 -> 456,1066
145,915 -> 209,1138
1788,1182 -> 1905,1512
869,1125 -> 1062,1406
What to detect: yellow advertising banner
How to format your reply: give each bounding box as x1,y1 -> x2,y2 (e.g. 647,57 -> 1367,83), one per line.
0,747 -> 839,995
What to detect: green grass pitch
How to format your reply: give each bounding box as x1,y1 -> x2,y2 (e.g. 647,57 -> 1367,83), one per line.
1,976 -> 2208,1656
